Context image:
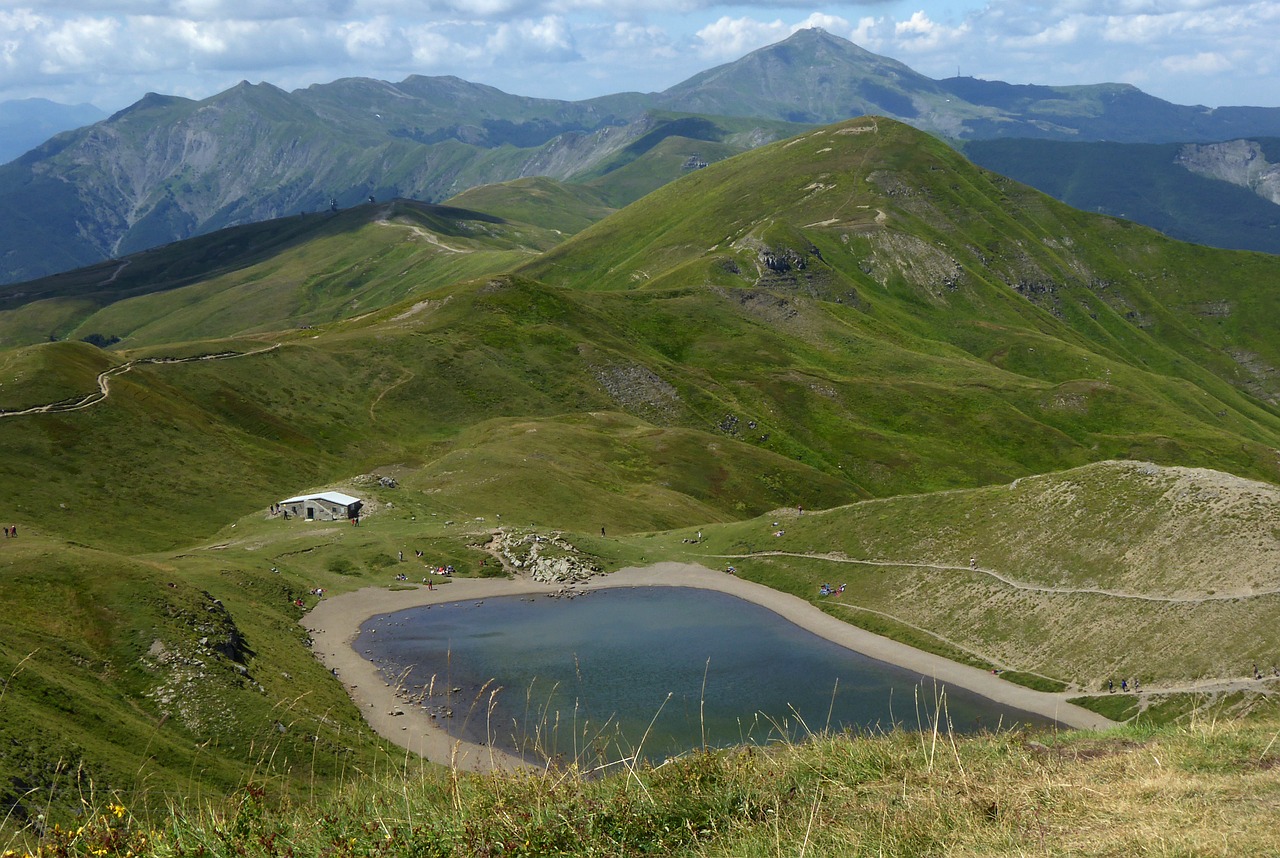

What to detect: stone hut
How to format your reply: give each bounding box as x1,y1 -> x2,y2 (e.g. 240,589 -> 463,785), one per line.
280,491 -> 362,522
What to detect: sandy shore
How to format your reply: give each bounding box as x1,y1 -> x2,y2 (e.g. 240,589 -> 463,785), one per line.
303,562 -> 1115,772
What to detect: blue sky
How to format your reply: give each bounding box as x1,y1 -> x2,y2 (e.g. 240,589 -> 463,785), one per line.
2,1 -> 1276,111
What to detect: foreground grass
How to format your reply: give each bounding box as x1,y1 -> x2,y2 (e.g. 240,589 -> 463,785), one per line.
11,716 -> 1280,857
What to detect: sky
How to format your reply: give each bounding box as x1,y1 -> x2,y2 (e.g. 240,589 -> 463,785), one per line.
1,1 -> 1277,113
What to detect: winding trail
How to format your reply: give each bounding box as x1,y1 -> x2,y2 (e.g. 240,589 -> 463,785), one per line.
374,213 -> 471,253
0,343 -> 280,418
368,369 -> 414,421
723,550 -> 1279,605
100,258 -> 132,285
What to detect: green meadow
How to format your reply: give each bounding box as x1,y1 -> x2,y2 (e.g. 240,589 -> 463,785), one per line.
1,117 -> 1279,851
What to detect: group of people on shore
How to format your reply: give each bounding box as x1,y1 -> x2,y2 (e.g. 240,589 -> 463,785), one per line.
819,582 -> 846,597
2,525 -> 16,538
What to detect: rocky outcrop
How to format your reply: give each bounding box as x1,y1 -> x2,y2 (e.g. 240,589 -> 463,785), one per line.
141,591 -> 257,734
1176,140 -> 1280,205
590,360 -> 685,423
485,529 -> 600,584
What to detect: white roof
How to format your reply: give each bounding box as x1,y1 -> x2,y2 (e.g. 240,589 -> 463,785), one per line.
280,491 -> 361,506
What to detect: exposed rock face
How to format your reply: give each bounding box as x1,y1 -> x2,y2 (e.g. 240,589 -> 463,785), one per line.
141,591 -> 256,733
1176,140 -> 1280,205
485,529 -> 600,584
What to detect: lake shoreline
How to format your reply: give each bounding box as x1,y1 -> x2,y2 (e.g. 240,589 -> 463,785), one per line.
303,562 -> 1115,773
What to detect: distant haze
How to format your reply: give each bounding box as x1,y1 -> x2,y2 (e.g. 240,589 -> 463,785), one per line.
0,98 -> 106,164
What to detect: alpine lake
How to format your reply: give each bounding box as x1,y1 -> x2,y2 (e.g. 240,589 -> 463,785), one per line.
357,586 -> 1055,766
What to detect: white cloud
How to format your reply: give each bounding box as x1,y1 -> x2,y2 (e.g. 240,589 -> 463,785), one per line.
694,15 -> 790,60
40,17 -> 121,74
341,18 -> 409,65
486,15 -> 579,63
692,12 -> 853,60
892,11 -> 971,50
1160,51 -> 1233,75
795,12 -> 851,33
0,0 -> 1277,111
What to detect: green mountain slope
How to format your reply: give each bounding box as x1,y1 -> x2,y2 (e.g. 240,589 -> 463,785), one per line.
0,199 -> 564,349
447,176 -> 616,236
2,117 -> 1280,824
654,459 -> 1280,690
518,118 -> 1280,409
4,117 -> 1279,548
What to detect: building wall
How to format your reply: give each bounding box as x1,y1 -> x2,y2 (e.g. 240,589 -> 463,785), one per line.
282,499 -> 356,521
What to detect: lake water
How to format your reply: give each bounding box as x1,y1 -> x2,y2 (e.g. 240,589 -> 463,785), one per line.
358,586 -> 1053,766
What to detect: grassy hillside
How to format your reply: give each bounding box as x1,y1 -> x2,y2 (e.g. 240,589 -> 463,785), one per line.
446,177 -> 616,236
626,460 -> 1280,699
10,716 -> 1280,856
0,200 -> 564,349
0,535 -> 391,821
1,116 -> 1279,836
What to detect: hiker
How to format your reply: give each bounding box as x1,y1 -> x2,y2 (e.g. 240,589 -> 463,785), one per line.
8,525 -> 14,538
1108,679 -> 1114,693
601,526 -> 606,537
398,550 -> 404,562
1121,679 -> 1128,692
2,526 -> 7,537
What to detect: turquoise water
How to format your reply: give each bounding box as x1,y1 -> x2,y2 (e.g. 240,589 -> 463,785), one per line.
358,586 -> 1053,765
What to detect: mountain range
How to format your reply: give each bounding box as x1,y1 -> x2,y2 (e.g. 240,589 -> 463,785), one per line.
2,106 -> 1280,823
4,27 -> 1280,287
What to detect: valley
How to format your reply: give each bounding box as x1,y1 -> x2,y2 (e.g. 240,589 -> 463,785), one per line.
0,114 -> 1278,853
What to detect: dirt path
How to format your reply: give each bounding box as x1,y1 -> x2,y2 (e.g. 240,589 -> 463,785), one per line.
100,258 -> 131,285
0,343 -> 280,418
724,550 -> 1280,604
303,562 -> 1115,774
368,369 -> 414,421
374,214 -> 471,253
